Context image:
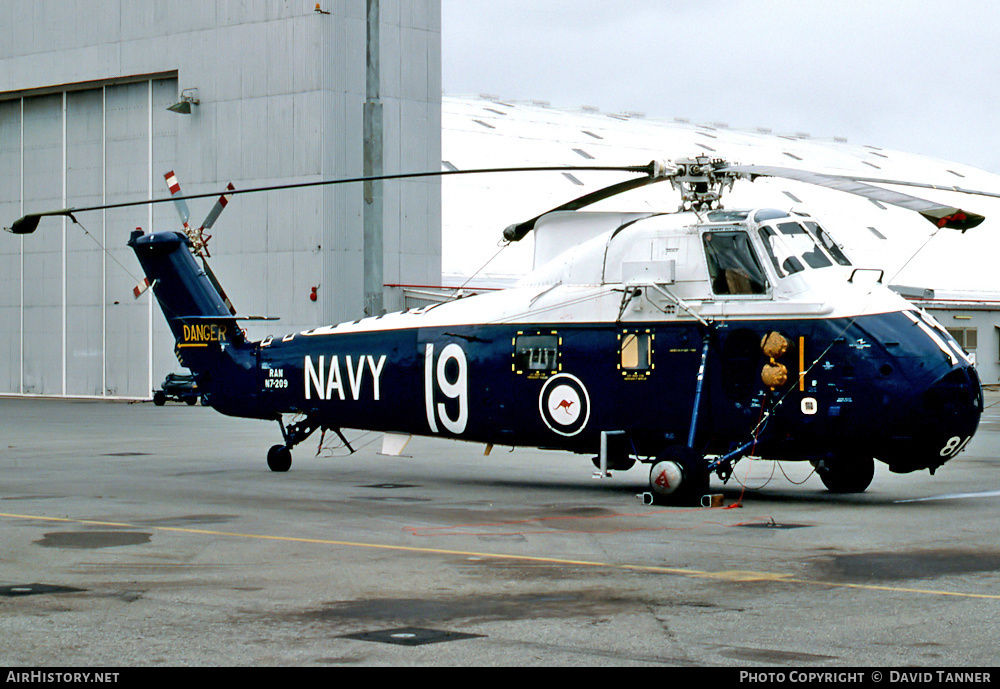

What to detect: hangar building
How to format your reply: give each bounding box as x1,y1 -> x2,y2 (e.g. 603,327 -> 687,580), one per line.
0,1 -> 441,399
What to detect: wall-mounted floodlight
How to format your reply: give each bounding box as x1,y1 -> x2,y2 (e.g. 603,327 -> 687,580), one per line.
167,89 -> 200,114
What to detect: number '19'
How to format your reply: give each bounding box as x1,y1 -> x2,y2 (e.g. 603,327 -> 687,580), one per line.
424,343 -> 468,435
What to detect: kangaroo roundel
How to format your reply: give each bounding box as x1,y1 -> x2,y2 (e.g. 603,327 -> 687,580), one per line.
539,374 -> 591,437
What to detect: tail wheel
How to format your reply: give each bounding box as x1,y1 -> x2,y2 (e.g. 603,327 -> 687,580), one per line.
267,445 -> 292,472
815,455 -> 875,493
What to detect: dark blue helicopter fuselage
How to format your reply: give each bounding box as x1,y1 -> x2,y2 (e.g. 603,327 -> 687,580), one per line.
235,314 -> 980,474
133,230 -> 982,477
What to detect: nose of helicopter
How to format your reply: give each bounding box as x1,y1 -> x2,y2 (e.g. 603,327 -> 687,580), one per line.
886,364 -> 982,473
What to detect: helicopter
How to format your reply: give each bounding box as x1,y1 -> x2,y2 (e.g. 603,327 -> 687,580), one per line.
6,155 -> 990,505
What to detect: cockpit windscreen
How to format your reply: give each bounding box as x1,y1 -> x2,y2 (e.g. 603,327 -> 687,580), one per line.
758,221 -> 847,278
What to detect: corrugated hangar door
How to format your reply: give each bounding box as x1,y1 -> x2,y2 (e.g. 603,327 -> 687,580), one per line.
0,76 -> 178,398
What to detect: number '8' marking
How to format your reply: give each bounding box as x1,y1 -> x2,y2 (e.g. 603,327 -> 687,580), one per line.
939,436 -> 970,458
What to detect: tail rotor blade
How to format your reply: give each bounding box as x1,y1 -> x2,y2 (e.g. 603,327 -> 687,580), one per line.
201,182 -> 235,231
202,258 -> 236,316
163,171 -> 191,228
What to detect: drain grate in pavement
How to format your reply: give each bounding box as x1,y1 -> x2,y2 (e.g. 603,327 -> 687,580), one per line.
360,483 -> 419,490
0,584 -> 86,598
339,627 -> 484,647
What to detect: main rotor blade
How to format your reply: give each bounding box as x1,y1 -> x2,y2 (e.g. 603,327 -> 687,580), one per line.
7,207 -> 85,235
5,164 -> 653,235
503,162 -> 669,242
723,165 -> 986,231
795,172 -> 1000,202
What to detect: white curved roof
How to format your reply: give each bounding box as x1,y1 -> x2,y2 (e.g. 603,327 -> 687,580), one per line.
442,94 -> 1000,297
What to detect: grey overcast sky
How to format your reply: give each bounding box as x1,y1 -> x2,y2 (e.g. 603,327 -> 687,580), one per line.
442,0 -> 1000,173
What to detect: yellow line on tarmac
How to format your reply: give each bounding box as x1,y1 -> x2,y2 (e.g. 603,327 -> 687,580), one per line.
3,511 -> 999,601
2,510 -> 694,573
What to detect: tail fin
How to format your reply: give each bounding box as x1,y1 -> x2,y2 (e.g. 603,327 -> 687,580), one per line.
130,229 -> 276,420
129,230 -> 243,363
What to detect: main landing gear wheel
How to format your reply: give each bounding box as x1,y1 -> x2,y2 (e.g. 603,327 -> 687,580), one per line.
268,415 -> 320,473
814,455 -> 875,493
648,446 -> 710,506
267,445 -> 292,473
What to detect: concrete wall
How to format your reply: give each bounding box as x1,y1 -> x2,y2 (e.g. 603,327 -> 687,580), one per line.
0,0 -> 441,397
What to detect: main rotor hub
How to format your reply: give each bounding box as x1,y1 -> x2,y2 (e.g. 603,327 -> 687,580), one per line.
668,156 -> 739,212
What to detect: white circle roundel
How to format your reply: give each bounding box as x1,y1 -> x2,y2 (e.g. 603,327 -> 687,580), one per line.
539,374 -> 591,436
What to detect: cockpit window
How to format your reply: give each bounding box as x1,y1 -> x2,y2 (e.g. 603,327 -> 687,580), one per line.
703,231 -> 768,295
758,221 -> 838,277
805,221 -> 852,266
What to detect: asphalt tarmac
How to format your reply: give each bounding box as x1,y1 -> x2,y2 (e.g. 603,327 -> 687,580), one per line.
1,394 -> 999,668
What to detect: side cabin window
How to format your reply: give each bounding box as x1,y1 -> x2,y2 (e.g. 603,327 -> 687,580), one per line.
619,330 -> 653,378
702,231 -> 769,295
513,332 -> 560,377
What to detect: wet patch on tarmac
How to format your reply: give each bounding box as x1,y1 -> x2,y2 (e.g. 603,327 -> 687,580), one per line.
34,531 -> 152,549
809,548 -> 1000,582
1,495 -> 66,502
545,506 -> 619,518
297,591 -> 640,626
718,645 -> 837,664
476,534 -> 528,543
136,514 -> 236,527
457,558 -> 609,582
169,470 -> 238,478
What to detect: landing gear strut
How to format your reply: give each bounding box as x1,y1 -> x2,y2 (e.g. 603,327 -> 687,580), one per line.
645,329 -> 714,506
267,415 -> 322,472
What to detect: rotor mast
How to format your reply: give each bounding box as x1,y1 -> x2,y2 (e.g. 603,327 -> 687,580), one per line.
669,156 -> 738,212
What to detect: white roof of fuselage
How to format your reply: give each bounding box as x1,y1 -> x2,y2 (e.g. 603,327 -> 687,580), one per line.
441,95 -> 1000,294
